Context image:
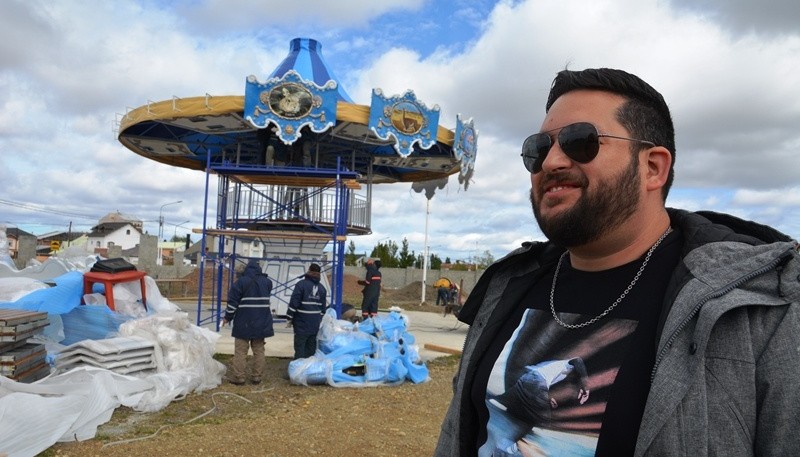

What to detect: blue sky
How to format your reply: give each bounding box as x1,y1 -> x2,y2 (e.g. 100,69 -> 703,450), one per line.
1,0 -> 799,262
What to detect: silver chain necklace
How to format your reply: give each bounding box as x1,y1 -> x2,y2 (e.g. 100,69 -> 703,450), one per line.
550,226 -> 673,329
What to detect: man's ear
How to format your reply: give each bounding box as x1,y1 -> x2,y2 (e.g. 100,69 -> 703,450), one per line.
643,146 -> 671,192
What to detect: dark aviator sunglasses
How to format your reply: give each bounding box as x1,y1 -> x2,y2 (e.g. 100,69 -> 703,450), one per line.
520,122 -> 655,173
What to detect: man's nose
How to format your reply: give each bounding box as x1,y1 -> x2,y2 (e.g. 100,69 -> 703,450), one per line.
539,141 -> 572,173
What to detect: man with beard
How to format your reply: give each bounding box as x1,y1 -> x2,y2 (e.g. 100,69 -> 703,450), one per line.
435,68 -> 800,456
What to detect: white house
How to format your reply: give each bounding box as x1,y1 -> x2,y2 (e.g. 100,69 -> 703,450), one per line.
86,212 -> 144,253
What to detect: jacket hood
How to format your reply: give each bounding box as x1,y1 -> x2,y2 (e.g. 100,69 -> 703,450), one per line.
304,271 -> 321,282
666,208 -> 797,292
242,259 -> 262,277
671,208 -> 795,247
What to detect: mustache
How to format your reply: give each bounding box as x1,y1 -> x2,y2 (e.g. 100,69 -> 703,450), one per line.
537,171 -> 588,192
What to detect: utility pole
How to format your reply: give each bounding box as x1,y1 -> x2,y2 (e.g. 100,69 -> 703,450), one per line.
158,200 -> 182,265
420,199 -> 430,305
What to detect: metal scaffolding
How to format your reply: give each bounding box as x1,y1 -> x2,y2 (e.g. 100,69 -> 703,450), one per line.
195,157 -> 366,329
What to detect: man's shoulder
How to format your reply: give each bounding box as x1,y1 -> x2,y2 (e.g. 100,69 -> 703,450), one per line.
233,274 -> 252,286
490,240 -> 554,270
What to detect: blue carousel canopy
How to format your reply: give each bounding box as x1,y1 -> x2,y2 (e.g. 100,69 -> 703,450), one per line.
269,38 -> 354,103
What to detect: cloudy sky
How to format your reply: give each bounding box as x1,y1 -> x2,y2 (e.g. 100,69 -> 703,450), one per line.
1,0 -> 798,262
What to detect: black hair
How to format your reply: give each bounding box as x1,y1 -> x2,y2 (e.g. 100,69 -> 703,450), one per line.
546,68 -> 676,200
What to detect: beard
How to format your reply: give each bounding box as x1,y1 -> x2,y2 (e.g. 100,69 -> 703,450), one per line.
530,155 -> 641,248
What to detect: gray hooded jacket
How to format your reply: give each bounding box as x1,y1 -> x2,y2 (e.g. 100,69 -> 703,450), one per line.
435,209 -> 800,457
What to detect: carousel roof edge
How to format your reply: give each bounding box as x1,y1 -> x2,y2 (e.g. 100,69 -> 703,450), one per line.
118,96 -> 455,145
117,95 -> 245,134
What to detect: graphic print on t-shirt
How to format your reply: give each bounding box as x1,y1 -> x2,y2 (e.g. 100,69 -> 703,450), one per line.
479,308 -> 638,456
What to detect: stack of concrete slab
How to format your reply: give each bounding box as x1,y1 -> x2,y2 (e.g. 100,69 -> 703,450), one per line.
54,336 -> 157,375
0,309 -> 50,382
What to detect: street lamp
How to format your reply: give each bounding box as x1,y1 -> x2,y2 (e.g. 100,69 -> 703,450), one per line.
173,220 -> 191,240
166,220 -> 192,266
158,201 -> 182,240
157,200 -> 182,265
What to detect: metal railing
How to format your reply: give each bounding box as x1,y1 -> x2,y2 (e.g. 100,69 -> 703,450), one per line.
224,185 -> 370,230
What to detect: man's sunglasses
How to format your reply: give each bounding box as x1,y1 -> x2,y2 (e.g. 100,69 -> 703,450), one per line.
520,122 -> 655,173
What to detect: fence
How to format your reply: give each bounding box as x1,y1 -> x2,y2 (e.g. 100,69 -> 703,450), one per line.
145,261 -> 485,300
343,265 -> 483,295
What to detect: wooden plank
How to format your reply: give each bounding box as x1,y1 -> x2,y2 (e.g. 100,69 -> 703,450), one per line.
193,228 -> 334,241
0,322 -> 49,342
0,339 -> 28,353
230,175 -> 362,189
0,347 -> 47,376
0,309 -> 48,326
0,318 -> 50,334
423,343 -> 462,356
0,343 -> 45,364
9,361 -> 50,383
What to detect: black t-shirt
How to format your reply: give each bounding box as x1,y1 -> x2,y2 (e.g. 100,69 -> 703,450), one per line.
472,230 -> 681,456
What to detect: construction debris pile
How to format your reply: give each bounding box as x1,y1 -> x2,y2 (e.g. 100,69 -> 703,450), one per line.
0,242 -> 224,457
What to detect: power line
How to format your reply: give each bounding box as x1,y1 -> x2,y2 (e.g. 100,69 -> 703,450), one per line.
0,198 -> 98,220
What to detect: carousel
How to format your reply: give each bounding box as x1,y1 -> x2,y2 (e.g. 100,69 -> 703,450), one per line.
116,37 -> 478,326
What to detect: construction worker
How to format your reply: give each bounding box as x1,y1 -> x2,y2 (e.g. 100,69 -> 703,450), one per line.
286,263 -> 327,359
358,259 -> 382,320
223,259 -> 274,385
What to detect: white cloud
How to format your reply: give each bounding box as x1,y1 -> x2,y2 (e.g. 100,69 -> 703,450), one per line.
733,188 -> 800,206
0,0 -> 798,261
669,0 -> 800,37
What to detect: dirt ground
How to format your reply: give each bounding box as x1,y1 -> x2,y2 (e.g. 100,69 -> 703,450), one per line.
39,276 -> 465,457
42,356 -> 459,457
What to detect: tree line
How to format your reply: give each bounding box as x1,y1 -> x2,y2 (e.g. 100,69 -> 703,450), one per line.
345,238 -> 495,271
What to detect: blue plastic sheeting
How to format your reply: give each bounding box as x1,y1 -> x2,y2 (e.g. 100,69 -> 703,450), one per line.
0,271 -> 83,313
60,306 -> 131,346
0,271 -> 131,346
288,309 -> 429,387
